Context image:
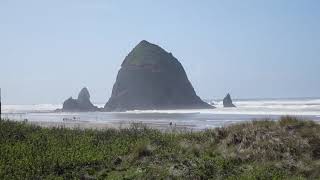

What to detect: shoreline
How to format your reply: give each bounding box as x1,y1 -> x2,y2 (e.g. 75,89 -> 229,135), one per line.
25,120 -> 198,131
10,116 -> 320,132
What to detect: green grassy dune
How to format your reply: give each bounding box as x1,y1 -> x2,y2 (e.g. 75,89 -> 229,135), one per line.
0,117 -> 320,179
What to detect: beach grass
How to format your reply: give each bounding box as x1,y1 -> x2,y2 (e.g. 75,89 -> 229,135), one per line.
0,116 -> 320,179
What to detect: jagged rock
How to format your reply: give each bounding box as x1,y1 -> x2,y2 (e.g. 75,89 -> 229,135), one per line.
62,87 -> 99,112
223,93 -> 236,108
62,98 -> 78,111
104,40 -> 213,111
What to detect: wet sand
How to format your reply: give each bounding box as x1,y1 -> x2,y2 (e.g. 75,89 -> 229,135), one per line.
27,120 -> 196,131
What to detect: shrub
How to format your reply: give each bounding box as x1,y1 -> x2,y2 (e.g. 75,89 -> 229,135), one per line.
0,117 -> 319,179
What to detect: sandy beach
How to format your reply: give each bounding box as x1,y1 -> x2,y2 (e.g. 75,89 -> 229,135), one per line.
26,120 -> 196,131
3,98 -> 320,131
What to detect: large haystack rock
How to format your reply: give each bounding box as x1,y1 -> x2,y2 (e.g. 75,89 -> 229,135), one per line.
104,40 -> 213,111
62,87 -> 99,112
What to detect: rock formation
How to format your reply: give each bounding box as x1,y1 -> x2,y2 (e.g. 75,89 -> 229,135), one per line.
104,40 -> 213,111
223,93 -> 236,108
62,87 -> 99,112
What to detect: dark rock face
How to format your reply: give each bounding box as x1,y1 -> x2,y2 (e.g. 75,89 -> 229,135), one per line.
104,40 -> 213,111
223,93 -> 236,108
62,87 -> 99,112
63,98 -> 78,111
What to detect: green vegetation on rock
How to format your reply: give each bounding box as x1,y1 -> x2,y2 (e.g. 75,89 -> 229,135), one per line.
123,40 -> 168,67
0,117 -> 320,179
105,40 -> 212,111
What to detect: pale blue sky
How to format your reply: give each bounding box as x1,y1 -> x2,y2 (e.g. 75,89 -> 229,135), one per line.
1,0 -> 319,104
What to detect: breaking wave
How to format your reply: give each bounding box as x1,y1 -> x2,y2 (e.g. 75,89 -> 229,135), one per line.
2,98 -> 320,129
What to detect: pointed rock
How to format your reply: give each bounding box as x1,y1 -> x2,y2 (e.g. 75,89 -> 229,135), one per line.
78,87 -> 90,102
223,93 -> 236,108
62,87 -> 99,112
104,40 -> 213,111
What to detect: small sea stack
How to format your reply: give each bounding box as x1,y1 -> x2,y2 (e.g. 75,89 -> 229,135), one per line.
104,40 -> 213,111
61,87 -> 99,112
223,93 -> 236,108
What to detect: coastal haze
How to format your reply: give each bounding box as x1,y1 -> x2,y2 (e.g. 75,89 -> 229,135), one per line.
1,0 -> 320,129
1,0 -> 320,104
2,1 -> 320,179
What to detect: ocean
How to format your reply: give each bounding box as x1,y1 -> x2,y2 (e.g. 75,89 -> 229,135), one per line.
2,98 -> 320,130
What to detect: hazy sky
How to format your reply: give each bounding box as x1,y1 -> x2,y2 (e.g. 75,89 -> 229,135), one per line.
1,0 -> 320,104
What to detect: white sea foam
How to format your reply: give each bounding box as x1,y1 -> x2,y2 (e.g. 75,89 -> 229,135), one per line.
2,103 -> 105,113
129,109 -> 320,116
2,104 -> 62,113
2,98 -> 320,129
127,98 -> 320,116
204,98 -> 320,116
3,98 -> 320,116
